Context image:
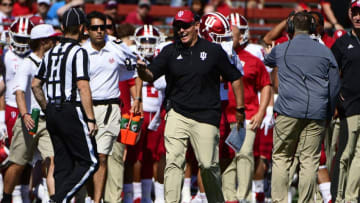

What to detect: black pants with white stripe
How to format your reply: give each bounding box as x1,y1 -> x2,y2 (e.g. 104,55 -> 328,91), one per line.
46,103 -> 98,202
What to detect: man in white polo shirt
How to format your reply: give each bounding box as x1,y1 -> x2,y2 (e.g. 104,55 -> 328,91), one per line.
83,11 -> 141,203
1,24 -> 59,203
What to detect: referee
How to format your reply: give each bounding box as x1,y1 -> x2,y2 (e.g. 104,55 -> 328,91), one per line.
32,8 -> 98,202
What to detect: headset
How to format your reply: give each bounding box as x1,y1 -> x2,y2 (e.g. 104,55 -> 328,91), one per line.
286,11 -> 317,35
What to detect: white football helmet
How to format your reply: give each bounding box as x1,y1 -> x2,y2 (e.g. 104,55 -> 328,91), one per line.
134,24 -> 161,58
9,17 -> 34,56
228,13 -> 249,45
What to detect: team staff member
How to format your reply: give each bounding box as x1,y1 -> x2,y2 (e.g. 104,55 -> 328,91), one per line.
136,10 -> 245,203
83,11 -> 140,203
32,8 -> 98,203
331,1 -> 360,202
264,11 -> 340,203
1,24 -> 58,203
221,13 -> 271,202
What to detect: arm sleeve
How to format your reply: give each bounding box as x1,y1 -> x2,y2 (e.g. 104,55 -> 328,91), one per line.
264,47 -> 277,68
148,46 -> 169,81
217,46 -> 242,82
35,58 -> 47,81
74,48 -> 90,81
255,59 -> 272,90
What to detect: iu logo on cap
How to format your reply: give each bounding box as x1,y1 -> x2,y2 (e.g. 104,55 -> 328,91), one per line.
178,11 -> 184,17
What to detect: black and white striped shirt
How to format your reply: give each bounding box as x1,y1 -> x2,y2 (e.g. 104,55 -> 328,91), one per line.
35,38 -> 89,104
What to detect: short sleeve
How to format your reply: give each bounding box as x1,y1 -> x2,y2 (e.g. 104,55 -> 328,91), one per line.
35,58 -> 47,81
148,46 -> 170,81
74,48 -> 90,81
217,46 -> 242,82
331,41 -> 343,71
255,59 -> 272,90
264,47 -> 277,68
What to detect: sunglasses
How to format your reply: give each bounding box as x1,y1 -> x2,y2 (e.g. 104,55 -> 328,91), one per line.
89,25 -> 106,31
174,22 -> 193,30
1,3 -> 13,6
105,24 -> 113,29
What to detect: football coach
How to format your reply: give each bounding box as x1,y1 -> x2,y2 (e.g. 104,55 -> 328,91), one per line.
136,9 -> 245,203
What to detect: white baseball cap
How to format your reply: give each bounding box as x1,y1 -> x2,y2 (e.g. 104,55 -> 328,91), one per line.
30,24 -> 61,40
37,0 -> 50,5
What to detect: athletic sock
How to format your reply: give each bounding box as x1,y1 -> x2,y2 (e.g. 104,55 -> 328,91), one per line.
319,182 -> 332,203
12,185 -> 22,203
133,182 -> 142,201
123,183 -> 133,203
21,184 -> 30,203
141,179 -> 152,203
254,180 -> 265,202
199,192 -> 208,203
182,178 -> 191,202
1,193 -> 11,203
154,181 -> 164,202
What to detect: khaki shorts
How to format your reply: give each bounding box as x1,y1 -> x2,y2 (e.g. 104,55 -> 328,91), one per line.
94,104 -> 121,155
9,117 -> 54,165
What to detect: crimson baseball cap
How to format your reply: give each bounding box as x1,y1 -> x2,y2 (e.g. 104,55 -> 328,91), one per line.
173,10 -> 194,24
352,0 -> 360,8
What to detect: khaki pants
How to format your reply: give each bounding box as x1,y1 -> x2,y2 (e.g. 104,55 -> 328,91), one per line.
164,109 -> 224,203
9,117 -> 54,165
336,115 -> 360,202
331,118 -> 348,202
104,141 -> 125,203
222,121 -> 256,201
271,115 -> 325,203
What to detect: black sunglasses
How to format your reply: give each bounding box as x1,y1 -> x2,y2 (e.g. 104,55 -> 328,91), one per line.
105,24 -> 113,29
174,22 -> 193,30
1,3 -> 13,6
89,25 -> 106,31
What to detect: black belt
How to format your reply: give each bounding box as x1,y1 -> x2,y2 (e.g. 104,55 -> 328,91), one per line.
93,98 -> 121,125
93,98 -> 121,106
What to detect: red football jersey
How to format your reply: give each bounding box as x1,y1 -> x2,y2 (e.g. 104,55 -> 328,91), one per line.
226,48 -> 271,122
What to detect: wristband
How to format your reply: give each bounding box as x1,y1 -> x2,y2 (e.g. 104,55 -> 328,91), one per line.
22,113 -> 30,119
87,118 -> 96,124
236,107 -> 245,114
135,97 -> 142,102
0,110 -> 4,123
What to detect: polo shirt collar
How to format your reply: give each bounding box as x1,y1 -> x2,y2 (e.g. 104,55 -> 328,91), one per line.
85,38 -> 111,55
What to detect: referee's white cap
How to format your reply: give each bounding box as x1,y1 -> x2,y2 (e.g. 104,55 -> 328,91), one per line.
31,24 -> 61,39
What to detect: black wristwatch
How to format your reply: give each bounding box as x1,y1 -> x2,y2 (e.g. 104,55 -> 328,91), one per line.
87,118 -> 96,124
236,107 -> 245,114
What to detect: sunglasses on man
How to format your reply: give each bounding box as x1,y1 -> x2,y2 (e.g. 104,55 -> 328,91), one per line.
1,3 -> 13,6
173,21 -> 194,30
89,25 -> 113,31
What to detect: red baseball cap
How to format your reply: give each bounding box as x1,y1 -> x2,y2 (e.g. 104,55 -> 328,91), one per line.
352,0 -> 360,8
173,10 -> 194,24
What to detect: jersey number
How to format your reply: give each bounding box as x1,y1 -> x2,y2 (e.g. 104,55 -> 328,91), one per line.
147,86 -> 158,98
